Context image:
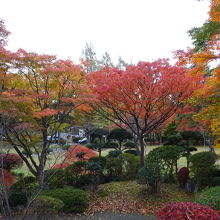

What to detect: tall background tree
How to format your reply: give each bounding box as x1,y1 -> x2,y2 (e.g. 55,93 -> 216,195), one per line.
0,19 -> 10,46
176,0 -> 220,154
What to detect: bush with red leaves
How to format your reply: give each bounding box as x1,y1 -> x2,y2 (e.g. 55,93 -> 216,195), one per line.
157,202 -> 220,220
0,153 -> 23,171
177,167 -> 189,187
66,144 -> 98,162
0,168 -> 15,186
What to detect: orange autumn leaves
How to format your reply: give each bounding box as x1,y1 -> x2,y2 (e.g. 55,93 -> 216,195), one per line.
177,0 -> 220,153
0,48 -> 90,131
52,145 -> 98,169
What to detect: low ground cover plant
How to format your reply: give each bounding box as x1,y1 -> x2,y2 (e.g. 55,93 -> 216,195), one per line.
195,186 -> 220,210
157,202 -> 220,220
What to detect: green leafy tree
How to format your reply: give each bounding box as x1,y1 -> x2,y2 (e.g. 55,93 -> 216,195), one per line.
107,128 -> 133,150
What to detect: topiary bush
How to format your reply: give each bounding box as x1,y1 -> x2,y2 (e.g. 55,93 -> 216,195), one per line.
0,153 -> 23,171
213,177 -> 220,186
22,149 -> 33,157
177,167 -> 189,188
107,128 -> 133,150
43,187 -> 88,213
195,186 -> 220,210
121,153 -> 140,180
163,134 -> 182,145
8,191 -> 27,208
124,149 -> 138,155
145,145 -> 183,178
88,156 -> 106,170
189,152 -> 217,189
105,153 -> 140,181
86,161 -> 102,192
136,162 -> 161,193
108,150 -> 122,158
46,168 -> 67,189
32,195 -> 64,215
124,141 -> 135,149
157,202 -> 220,220
65,161 -> 88,187
11,175 -> 38,192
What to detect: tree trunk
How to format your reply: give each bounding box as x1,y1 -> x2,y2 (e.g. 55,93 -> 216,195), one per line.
134,136 -> 141,155
138,135 -> 145,167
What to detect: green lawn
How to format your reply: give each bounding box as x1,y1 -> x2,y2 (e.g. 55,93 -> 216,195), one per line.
2,144 -> 219,176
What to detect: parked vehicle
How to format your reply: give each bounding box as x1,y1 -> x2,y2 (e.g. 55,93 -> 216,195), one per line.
78,137 -> 88,144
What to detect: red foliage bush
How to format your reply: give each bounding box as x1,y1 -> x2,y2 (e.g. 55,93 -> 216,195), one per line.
0,153 -> 23,171
157,202 -> 220,220
66,144 -> 98,162
177,167 -> 189,187
0,168 -> 15,186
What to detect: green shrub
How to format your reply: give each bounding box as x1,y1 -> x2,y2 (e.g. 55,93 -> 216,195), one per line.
107,128 -> 133,150
8,192 -> 27,207
108,150 -> 122,157
62,144 -> 71,151
163,134 -> 182,145
43,187 -> 88,213
106,153 -> 140,181
136,162 -> 161,193
87,161 -> 102,192
72,136 -> 80,143
88,156 -> 106,170
121,153 -> 140,180
65,161 -> 88,187
213,168 -> 220,177
124,149 -> 138,155
11,176 -> 38,193
32,195 -> 64,214
46,168 -> 67,189
146,145 -> 183,176
162,173 -> 176,184
189,152 -> 217,189
180,131 -> 203,145
195,186 -> 220,210
22,149 -> 33,156
124,141 -> 135,149
213,177 -> 220,186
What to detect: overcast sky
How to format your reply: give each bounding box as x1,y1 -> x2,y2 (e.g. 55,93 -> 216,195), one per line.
1,0 -> 210,64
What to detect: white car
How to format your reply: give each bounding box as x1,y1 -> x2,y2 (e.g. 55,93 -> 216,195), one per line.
78,137 -> 88,144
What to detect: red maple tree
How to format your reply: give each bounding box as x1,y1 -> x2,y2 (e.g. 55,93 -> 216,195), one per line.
87,60 -> 201,166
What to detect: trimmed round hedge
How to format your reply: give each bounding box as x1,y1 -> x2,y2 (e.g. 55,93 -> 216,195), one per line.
9,191 -> 27,207
195,186 -> 220,210
32,195 -> 64,214
42,187 -> 88,213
